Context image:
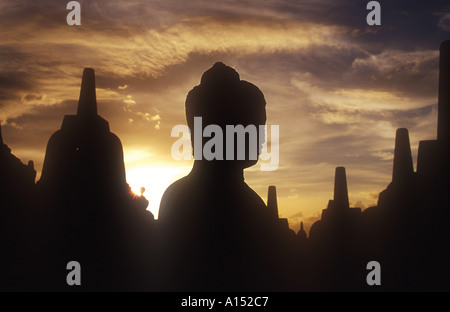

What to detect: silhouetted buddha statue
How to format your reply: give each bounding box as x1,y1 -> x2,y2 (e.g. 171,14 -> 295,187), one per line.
158,62 -> 279,291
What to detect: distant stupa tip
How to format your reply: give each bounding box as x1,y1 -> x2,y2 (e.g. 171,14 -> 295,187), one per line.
393,127 -> 414,181
333,166 -> 349,209
77,68 -> 98,116
267,185 -> 279,218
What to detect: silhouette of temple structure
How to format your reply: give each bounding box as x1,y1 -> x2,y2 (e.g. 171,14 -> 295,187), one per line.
309,167 -> 362,239
392,128 -> 414,183
0,120 -> 36,218
0,122 -> 36,195
38,68 -> 129,201
0,121 -> 37,291
35,68 -> 153,291
306,167 -> 366,290
267,185 -> 294,236
416,41 -> 450,187
358,40 -> 450,290
297,222 -> 307,243
2,40 -> 450,292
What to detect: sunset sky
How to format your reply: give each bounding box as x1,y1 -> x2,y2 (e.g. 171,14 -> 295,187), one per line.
1,0 -> 449,233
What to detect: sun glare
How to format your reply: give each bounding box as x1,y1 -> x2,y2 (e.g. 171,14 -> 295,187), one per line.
126,166 -> 191,218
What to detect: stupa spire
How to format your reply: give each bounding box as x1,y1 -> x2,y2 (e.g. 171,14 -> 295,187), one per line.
77,68 -> 97,116
267,185 -> 279,219
392,128 -> 414,182
333,166 -> 349,209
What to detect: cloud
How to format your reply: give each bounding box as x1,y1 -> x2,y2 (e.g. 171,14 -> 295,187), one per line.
21,93 -> 47,105
306,212 -> 321,222
123,95 -> 136,112
0,1 -> 349,123
136,112 -> 161,129
349,49 -> 439,97
439,13 -> 450,31
289,211 -> 304,219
